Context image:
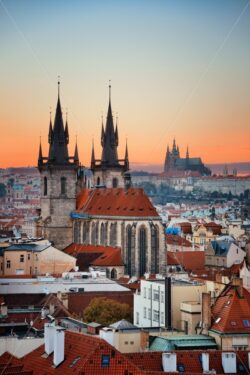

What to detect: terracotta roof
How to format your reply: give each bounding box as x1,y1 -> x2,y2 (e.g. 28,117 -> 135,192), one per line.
203,222 -> 222,235
166,234 -> 192,247
126,350 -> 250,374
64,243 -> 124,268
179,222 -> 193,234
167,251 -> 205,271
16,331 -> 145,375
76,188 -> 159,217
211,284 -> 250,334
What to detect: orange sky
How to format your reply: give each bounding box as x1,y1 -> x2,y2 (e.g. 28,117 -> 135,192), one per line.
0,0 -> 250,168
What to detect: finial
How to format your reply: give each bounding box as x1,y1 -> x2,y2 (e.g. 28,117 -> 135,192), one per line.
109,80 -> 111,102
57,75 -> 61,98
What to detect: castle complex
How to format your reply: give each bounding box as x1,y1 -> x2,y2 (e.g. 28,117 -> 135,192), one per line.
164,139 -> 211,176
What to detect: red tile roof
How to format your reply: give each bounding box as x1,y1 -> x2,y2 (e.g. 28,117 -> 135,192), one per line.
167,251 -> 205,271
166,234 -> 192,247
203,222 -> 222,235
64,243 -> 124,267
76,188 -> 159,217
12,331 -> 145,375
211,284 -> 250,334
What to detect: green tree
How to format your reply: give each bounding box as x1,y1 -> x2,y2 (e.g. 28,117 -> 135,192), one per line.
0,183 -> 6,197
83,297 -> 132,326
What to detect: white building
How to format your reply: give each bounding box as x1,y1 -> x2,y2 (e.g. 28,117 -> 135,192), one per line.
134,278 -> 206,331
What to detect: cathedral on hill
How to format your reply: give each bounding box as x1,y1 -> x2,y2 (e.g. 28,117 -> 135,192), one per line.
36,83 -> 166,277
164,139 -> 211,176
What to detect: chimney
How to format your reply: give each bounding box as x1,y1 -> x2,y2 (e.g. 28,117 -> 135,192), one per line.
53,327 -> 65,367
232,277 -> 243,298
201,353 -> 209,373
162,352 -> 177,372
222,353 -> 237,374
202,292 -> 211,333
45,323 -> 54,355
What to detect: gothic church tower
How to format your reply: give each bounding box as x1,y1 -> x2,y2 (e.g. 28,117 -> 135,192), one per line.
37,82 -> 79,249
91,85 -> 130,188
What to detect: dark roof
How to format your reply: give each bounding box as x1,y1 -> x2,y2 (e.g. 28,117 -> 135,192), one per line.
210,240 -> 233,256
6,243 -> 50,252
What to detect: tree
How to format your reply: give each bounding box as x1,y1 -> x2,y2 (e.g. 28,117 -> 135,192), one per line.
0,183 -> 6,197
83,297 -> 132,326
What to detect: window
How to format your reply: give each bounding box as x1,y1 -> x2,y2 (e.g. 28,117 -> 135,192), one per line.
61,177 -> 67,195
161,291 -> 164,303
153,310 -> 159,322
143,307 -> 147,318
177,364 -> 185,373
44,177 -> 47,196
130,341 -> 134,345
28,254 -> 30,260
161,312 -> 164,324
101,355 -> 110,368
136,312 -> 139,325
6,260 -> 11,269
124,341 -> 128,345
153,290 -> 159,301
35,254 -> 38,261
20,254 -> 24,262
112,178 -> 118,188
143,287 -> 146,298
243,320 -> 250,327
148,287 -> 152,299
148,308 -> 151,320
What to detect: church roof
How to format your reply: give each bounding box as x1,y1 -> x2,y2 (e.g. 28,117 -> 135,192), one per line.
76,188 -> 159,218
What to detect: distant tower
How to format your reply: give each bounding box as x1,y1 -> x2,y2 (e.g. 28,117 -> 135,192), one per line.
37,81 -> 79,249
223,165 -> 228,177
185,146 -> 189,168
91,84 -> 130,188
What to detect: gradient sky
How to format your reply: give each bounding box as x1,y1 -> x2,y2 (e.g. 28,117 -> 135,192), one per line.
0,0 -> 249,168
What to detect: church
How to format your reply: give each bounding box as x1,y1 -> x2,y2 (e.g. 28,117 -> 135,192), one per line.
36,83 -> 166,277
164,139 -> 211,176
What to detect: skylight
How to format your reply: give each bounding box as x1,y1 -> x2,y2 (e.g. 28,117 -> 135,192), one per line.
215,317 -> 221,324
243,319 -> 250,327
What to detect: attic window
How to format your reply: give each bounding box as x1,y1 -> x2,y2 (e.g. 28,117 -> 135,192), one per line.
215,317 -> 221,324
243,320 -> 250,327
101,355 -> 110,368
177,364 -> 185,372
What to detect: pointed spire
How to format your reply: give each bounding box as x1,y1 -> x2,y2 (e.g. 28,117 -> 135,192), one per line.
124,139 -> 129,170
101,83 -> 119,166
186,145 -> 189,159
74,137 -> 79,165
91,139 -> 95,169
48,109 -> 53,144
38,137 -> 43,166
172,138 -> 176,152
64,110 -> 69,144
115,114 -> 119,146
101,115 -> 105,147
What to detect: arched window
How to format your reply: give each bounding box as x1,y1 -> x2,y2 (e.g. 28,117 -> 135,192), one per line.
151,225 -> 159,274
111,268 -> 117,279
100,223 -> 105,245
112,178 -> 118,188
61,177 -> 67,195
110,223 -> 117,247
82,222 -> 90,244
139,227 -> 147,277
74,222 -> 79,243
44,177 -> 47,196
91,222 -> 96,245
126,225 -> 132,276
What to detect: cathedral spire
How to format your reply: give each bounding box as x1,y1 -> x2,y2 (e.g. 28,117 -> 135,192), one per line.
91,140 -> 95,169
64,111 -> 69,145
48,109 -> 53,144
101,83 -> 119,166
48,80 -> 69,165
124,139 -> 129,170
115,114 -> 119,146
38,137 -> 43,166
74,137 -> 79,165
101,115 -> 105,147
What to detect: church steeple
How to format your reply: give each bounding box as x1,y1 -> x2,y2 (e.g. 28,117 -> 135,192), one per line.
124,139 -> 129,170
101,84 -> 119,167
91,140 -> 95,169
38,137 -> 43,166
47,80 -> 70,165
74,138 -> 79,165
115,115 -> 119,146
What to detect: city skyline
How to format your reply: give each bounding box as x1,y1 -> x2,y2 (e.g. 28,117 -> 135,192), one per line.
0,0 -> 250,168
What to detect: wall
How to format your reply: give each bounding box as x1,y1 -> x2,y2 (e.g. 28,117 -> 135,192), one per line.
0,337 -> 44,357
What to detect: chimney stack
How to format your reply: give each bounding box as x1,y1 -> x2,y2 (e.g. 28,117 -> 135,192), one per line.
53,327 -> 65,367
45,323 -> 54,355
201,353 -> 209,373
162,352 -> 177,372
222,353 -> 237,374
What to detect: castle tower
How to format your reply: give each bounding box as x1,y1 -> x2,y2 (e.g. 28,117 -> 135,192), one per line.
37,81 -> 79,249
91,84 -> 130,188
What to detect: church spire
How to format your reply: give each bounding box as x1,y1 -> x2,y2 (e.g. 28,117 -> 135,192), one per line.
186,145 -> 189,159
91,140 -> 95,169
38,137 -> 43,166
115,114 -> 119,146
101,83 -> 119,166
48,110 -> 53,144
64,111 -> 69,145
48,80 -> 70,165
74,137 -> 79,165
124,139 -> 129,170
101,115 -> 105,147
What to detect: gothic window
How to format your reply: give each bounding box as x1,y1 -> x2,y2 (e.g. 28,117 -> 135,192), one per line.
91,222 -> 98,245
100,223 -> 105,245
82,222 -> 90,244
110,223 -> 117,247
61,177 -> 67,195
44,177 -> 47,196
139,226 -> 147,277
151,225 -> 159,274
112,178 -> 118,188
74,221 -> 80,243
126,225 -> 132,276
